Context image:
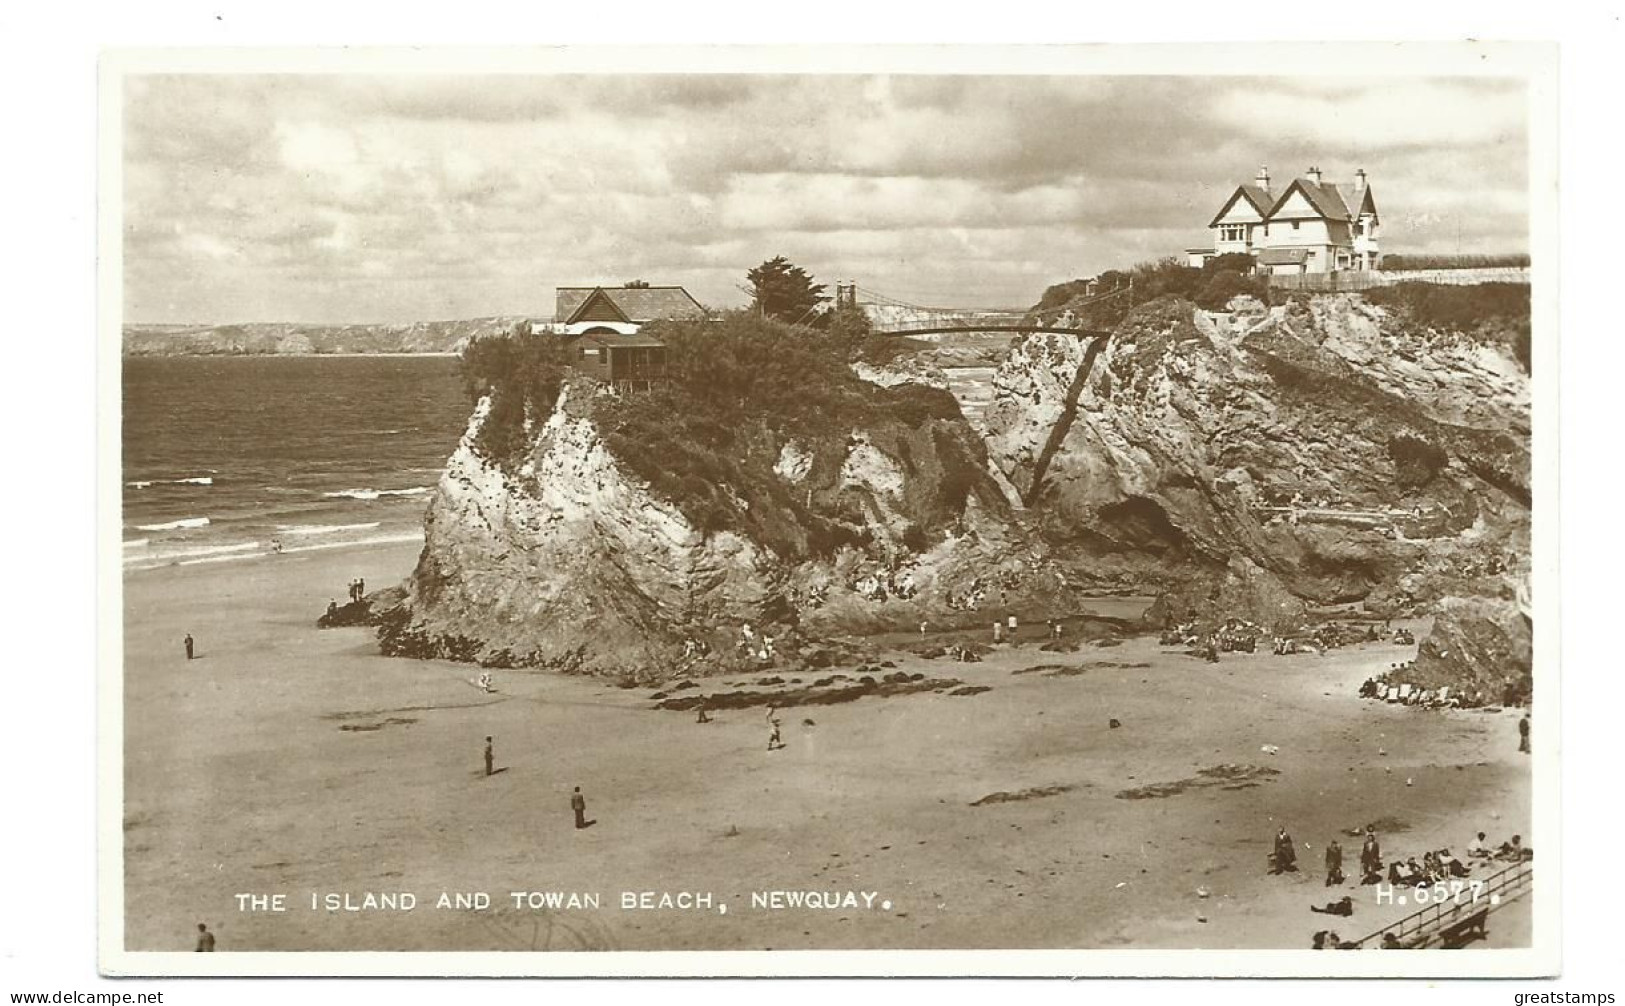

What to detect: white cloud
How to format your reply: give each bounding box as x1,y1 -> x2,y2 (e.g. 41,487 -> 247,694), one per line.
124,73 -> 1532,324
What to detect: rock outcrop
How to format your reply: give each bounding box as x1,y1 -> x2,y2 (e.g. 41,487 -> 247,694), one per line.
1409,595 -> 1532,698
982,293 -> 1530,625
381,364 -> 1073,680
382,290 -> 1531,683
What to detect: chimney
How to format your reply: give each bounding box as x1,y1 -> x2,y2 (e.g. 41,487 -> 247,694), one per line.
1255,165 -> 1271,195
1354,168 -> 1367,193
1306,165 -> 1322,185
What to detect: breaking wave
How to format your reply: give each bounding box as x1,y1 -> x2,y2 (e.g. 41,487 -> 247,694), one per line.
127,476 -> 215,489
322,487 -> 432,501
276,522 -> 382,537
135,517 -> 211,531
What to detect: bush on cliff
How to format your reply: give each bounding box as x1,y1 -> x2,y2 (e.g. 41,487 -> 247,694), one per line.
459,325 -> 576,462
1387,434 -> 1449,489
1364,282 -> 1531,372
1194,269 -> 1269,311
602,313 -> 1000,558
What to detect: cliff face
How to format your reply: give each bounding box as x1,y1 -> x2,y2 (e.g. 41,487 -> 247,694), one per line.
982,293 -> 1530,623
384,291 -> 1530,680
382,366 -> 1065,680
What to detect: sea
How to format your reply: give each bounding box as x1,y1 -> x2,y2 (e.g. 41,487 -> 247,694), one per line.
122,356 -> 471,572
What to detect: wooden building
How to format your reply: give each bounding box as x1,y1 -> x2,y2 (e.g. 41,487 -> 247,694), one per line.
567,330 -> 670,393
545,284 -> 707,393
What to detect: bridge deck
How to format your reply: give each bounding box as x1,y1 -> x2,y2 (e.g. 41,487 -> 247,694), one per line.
874,325 -> 1112,338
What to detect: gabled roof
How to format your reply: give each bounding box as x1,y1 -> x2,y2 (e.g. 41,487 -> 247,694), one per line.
562,287 -> 632,326
1344,184 -> 1378,218
556,285 -> 707,325
1208,184 -> 1276,227
1265,178 -> 1377,222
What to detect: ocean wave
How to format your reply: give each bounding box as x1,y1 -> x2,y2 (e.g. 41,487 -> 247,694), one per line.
123,538 -> 149,549
135,517 -> 211,531
122,540 -> 261,568
126,476 -> 214,488
322,487 -> 432,500
276,522 -> 382,537
125,530 -> 424,571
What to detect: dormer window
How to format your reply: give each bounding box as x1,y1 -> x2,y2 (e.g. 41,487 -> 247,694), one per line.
1220,225 -> 1247,242
1292,221 -> 1301,231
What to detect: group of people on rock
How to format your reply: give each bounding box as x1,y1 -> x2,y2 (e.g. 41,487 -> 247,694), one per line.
852,568 -> 918,603
1360,665 -> 1530,713
734,623 -> 778,664
1161,616 -> 1413,660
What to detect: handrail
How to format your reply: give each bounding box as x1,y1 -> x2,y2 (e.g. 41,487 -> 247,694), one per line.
1350,859 -> 1532,949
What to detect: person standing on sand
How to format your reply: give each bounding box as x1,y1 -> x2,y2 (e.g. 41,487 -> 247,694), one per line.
1518,714 -> 1531,753
993,621 -> 1004,644
183,633 -> 195,660
1361,828 -> 1381,875
571,786 -> 588,829
1325,839 -> 1344,886
696,698 -> 711,724
484,736 -> 494,776
1271,827 -> 1298,874
195,923 -> 215,951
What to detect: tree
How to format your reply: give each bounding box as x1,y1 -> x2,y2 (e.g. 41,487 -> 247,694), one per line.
747,256 -> 828,325
824,303 -> 873,348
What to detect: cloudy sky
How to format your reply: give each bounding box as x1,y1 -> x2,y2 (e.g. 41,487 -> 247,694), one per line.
123,73 -> 1529,324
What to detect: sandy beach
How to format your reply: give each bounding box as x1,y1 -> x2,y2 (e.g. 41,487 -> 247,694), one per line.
122,538 -> 1532,952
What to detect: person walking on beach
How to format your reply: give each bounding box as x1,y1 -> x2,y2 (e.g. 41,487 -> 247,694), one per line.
183,633 -> 195,660
195,923 -> 215,951
767,709 -> 784,751
1518,714 -> 1531,753
571,786 -> 588,829
1325,839 -> 1345,887
696,698 -> 711,724
483,736 -> 494,776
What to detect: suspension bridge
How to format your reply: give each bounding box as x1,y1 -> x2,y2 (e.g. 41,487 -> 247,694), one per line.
848,282 -> 1127,339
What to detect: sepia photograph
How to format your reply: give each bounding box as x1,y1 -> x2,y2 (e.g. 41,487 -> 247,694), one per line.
98,43 -> 1557,977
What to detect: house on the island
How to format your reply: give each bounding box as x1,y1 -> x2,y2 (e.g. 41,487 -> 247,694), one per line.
536,283 -> 709,392
1185,166 -> 1380,275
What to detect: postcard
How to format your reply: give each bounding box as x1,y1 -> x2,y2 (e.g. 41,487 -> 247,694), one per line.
100,42 -> 1558,976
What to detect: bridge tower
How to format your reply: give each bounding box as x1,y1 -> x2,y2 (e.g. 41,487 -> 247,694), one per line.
833,281 -> 857,311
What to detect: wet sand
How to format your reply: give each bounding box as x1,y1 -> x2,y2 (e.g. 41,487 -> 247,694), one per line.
121,541 -> 1532,952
